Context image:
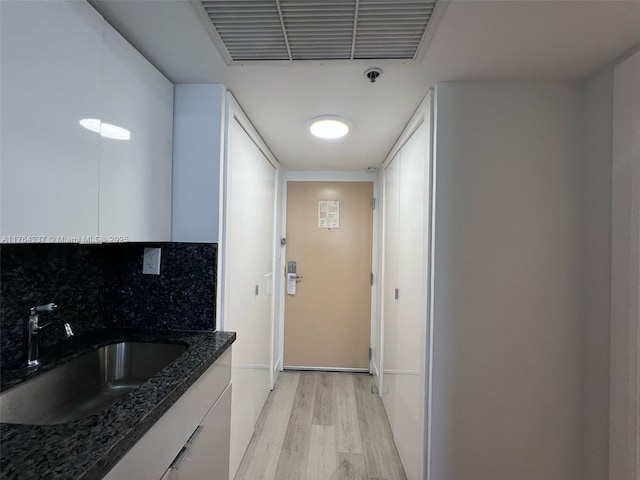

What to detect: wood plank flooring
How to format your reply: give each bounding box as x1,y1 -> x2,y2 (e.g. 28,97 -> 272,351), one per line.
235,371 -> 407,480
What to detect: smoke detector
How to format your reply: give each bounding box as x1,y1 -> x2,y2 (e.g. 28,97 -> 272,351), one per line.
364,67 -> 382,83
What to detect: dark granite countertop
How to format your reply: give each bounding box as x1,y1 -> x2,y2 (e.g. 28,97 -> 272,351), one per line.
0,328 -> 235,480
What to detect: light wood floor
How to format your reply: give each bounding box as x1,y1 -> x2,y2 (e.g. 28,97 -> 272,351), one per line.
235,371 -> 407,480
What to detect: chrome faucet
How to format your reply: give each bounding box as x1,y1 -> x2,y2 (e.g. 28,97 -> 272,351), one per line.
27,303 -> 74,367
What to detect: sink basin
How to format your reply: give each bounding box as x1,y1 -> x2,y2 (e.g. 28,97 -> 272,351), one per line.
0,341 -> 187,425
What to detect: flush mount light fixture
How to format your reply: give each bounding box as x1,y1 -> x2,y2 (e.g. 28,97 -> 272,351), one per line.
79,118 -> 131,141
309,116 -> 351,139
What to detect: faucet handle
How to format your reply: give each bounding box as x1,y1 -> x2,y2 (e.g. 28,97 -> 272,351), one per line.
34,303 -> 57,312
64,323 -> 74,337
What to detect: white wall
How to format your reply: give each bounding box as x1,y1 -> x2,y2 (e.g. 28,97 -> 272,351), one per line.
430,82 -> 583,480
579,65 -> 613,480
172,83 -> 225,242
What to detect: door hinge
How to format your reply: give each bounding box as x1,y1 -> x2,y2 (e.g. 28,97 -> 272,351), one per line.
372,197 -> 376,210
394,288 -> 399,300
369,347 -> 373,360
255,284 -> 259,296
370,272 -> 374,286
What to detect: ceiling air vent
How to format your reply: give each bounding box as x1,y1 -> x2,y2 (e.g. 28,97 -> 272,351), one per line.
200,0 -> 438,63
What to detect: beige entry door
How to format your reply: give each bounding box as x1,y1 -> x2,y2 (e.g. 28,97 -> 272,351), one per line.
284,181 -> 373,370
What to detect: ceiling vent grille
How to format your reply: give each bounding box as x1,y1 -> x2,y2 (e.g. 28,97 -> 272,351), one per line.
200,0 -> 438,62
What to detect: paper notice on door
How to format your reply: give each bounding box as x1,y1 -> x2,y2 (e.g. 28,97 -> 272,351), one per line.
318,200 -> 339,229
287,272 -> 297,295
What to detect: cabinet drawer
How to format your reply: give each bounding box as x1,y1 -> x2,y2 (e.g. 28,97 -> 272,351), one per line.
104,347 -> 231,480
161,384 -> 232,480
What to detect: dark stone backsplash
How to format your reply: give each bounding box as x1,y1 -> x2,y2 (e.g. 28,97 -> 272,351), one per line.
0,243 -> 217,368
103,243 -> 217,329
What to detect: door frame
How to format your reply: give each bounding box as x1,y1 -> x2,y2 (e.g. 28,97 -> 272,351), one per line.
278,171 -> 380,375
610,50 -> 640,480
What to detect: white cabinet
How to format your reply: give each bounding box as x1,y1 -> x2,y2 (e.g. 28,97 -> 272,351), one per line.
0,1 -> 103,241
99,26 -> 173,242
104,348 -> 232,480
0,0 -> 173,243
160,385 -> 231,480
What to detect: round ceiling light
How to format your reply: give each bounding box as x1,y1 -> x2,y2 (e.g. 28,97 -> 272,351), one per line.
309,116 -> 351,139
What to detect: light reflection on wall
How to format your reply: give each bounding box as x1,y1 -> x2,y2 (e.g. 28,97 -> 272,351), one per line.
79,118 -> 130,140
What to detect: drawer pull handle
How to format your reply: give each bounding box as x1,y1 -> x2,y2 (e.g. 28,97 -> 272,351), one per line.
169,446 -> 189,471
187,425 -> 204,445
170,426 -> 204,470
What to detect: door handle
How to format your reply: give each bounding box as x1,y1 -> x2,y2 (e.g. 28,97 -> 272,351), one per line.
296,274 -> 303,280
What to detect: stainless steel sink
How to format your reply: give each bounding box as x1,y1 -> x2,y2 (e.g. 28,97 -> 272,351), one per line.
0,341 -> 187,425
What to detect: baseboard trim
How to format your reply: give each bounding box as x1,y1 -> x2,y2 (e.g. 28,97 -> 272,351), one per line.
284,365 -> 369,373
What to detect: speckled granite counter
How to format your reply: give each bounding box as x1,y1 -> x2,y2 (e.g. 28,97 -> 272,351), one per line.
0,328 -> 235,480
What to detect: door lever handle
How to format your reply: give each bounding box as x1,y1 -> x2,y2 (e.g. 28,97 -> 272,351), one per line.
296,274 -> 303,280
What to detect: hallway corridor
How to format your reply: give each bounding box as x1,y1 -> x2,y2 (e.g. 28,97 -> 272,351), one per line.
235,371 -> 407,480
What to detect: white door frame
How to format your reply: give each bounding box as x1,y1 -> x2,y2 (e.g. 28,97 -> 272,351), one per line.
610,49 -> 640,480
277,171 -> 379,374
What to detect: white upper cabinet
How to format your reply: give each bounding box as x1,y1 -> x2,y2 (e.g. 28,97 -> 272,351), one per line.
0,1 -> 103,241
0,1 -> 173,243
99,26 -> 173,242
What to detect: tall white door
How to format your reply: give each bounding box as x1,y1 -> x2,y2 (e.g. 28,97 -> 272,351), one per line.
382,93 -> 432,480
383,153 -> 400,430
394,120 -> 429,480
224,113 -> 276,479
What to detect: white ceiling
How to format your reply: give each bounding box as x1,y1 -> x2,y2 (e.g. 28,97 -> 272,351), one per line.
91,0 -> 640,171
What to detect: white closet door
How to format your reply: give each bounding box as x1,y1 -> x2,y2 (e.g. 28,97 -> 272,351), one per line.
395,121 -> 429,480
383,152 -> 401,430
225,116 -> 273,478
254,150 -> 276,377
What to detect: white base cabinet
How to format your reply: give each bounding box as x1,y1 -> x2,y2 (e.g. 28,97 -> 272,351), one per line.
160,385 -> 231,480
104,348 -> 232,480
